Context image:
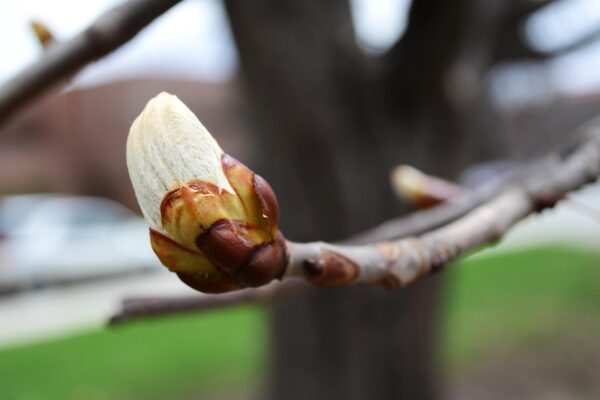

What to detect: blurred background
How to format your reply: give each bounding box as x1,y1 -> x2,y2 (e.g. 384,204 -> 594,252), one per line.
0,0 -> 599,399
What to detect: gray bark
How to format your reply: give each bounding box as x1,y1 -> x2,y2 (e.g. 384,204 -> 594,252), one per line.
223,0 -> 511,398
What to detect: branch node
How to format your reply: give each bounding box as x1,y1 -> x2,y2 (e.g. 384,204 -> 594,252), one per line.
305,250 -> 359,288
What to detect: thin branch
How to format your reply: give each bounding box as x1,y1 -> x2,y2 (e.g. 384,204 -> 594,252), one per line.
109,281 -> 302,326
110,120 -> 600,324
344,160 -> 532,245
0,0 -> 181,126
389,164 -> 465,208
539,26 -> 600,59
505,27 -> 600,61
565,197 -> 600,226
345,176 -> 499,245
110,172 -> 505,325
285,124 -> 600,287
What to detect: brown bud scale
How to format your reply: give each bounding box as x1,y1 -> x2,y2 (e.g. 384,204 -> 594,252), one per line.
236,231 -> 287,287
195,219 -> 256,275
150,153 -> 288,293
305,250 -> 359,288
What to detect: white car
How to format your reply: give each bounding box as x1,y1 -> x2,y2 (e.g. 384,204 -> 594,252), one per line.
0,194 -> 160,294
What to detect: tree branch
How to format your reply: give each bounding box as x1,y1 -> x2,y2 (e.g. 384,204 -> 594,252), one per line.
285,123 -> 600,287
110,119 -> 600,325
0,0 -> 181,126
109,281 -> 302,326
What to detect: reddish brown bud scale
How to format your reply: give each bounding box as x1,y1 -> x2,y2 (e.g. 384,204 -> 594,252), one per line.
149,229 -> 241,293
253,173 -> 279,228
379,275 -> 402,289
534,190 -> 563,212
147,153 -> 288,293
221,154 -> 256,219
177,270 -> 242,294
221,154 -> 279,237
195,219 -> 256,275
303,258 -> 324,277
391,165 -> 463,209
236,232 -> 287,287
304,250 -> 359,288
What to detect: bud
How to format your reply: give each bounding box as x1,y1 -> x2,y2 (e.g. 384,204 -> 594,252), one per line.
30,20 -> 55,50
390,165 -> 463,208
127,93 -> 287,293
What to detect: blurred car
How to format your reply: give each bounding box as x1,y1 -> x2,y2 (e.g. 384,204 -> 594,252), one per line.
0,194 -> 160,294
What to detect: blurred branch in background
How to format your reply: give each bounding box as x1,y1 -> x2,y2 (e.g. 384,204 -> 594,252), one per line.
565,196 -> 600,225
0,0 -> 181,127
284,118 -> 599,288
544,26 -> 600,58
390,164 -> 465,208
111,118 -> 600,324
110,281 -> 301,326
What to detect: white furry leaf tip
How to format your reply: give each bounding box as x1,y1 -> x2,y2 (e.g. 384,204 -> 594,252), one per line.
126,92 -> 233,233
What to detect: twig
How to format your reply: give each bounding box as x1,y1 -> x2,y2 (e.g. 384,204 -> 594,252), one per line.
110,175 -> 503,325
565,198 -> 600,226
389,164 -> 465,208
285,125 -> 600,287
110,120 -> 600,325
0,0 -> 181,126
344,160 -> 531,244
109,281 -> 302,326
344,179 -> 497,245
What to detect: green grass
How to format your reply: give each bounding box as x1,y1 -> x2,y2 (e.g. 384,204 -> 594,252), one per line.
441,246 -> 600,367
1,246 -> 599,399
0,307 -> 267,400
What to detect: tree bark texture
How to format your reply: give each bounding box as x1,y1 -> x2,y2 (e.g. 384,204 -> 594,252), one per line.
224,0 -> 510,398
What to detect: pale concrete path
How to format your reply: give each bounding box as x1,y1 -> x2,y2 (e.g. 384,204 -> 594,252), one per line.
0,269 -> 196,348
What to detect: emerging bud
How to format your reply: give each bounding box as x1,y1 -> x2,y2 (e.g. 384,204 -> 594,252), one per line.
390,165 -> 463,209
30,20 -> 55,50
127,92 -> 287,293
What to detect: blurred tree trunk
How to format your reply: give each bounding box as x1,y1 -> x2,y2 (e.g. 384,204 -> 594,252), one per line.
224,0 -> 508,398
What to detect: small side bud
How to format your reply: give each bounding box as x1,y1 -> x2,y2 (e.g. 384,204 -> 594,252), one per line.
303,250 -> 359,288
390,165 -> 463,208
30,20 -> 55,50
127,92 -> 287,293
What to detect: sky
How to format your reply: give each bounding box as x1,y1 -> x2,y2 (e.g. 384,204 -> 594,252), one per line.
0,0 -> 406,87
0,0 -> 238,85
0,0 -> 600,99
